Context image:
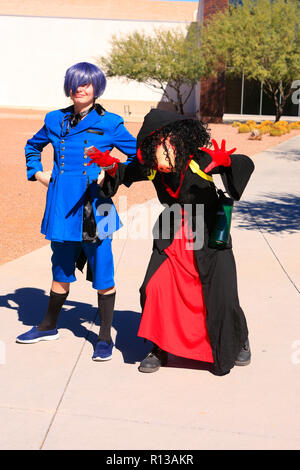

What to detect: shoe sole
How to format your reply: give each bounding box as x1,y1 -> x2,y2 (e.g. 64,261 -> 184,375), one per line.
16,333 -> 60,344
138,365 -> 161,373
235,359 -> 251,366
92,355 -> 112,361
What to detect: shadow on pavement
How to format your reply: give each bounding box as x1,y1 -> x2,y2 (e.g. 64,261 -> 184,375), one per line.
234,193 -> 300,233
112,309 -> 152,364
2,289 -> 220,370
0,288 -> 151,364
272,146 -> 300,161
1,286 -> 97,340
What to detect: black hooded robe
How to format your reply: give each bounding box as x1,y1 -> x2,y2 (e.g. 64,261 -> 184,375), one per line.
100,110 -> 255,375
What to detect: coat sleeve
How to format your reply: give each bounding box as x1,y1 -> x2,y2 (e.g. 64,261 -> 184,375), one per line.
111,120 -> 137,164
25,124 -> 50,181
220,153 -> 255,201
198,151 -> 255,201
100,159 -> 149,198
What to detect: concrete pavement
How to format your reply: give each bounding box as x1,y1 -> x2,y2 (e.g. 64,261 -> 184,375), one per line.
0,136 -> 299,450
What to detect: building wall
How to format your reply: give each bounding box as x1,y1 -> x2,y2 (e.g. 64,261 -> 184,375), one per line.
0,0 -> 198,22
0,0 -> 199,120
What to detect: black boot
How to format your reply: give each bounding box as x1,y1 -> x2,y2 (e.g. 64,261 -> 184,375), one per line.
235,339 -> 251,366
138,344 -> 168,373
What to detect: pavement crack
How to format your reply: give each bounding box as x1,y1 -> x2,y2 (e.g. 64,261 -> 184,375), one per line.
39,328 -> 95,450
0,404 -> 54,414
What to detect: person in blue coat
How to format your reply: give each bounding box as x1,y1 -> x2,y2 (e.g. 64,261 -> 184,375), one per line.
16,62 -> 137,361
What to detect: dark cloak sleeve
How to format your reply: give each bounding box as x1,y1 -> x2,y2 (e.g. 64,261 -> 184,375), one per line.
99,159 -> 149,199
220,154 -> 254,201
198,151 -> 255,201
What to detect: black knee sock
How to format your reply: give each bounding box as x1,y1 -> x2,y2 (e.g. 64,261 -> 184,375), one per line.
37,290 -> 69,331
97,292 -> 116,344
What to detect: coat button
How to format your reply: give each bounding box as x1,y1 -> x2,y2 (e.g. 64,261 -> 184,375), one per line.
84,155 -> 88,159
61,140 -> 65,143
61,162 -> 64,167
84,140 -> 88,144
60,170 -> 64,174
83,162 -> 88,166
61,147 -> 65,151
61,155 -> 65,159
83,171 -> 87,175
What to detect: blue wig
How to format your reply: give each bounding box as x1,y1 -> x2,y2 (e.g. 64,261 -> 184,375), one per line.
64,62 -> 106,98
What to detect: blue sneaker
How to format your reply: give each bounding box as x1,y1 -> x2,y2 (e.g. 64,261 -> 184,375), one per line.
16,326 -> 59,344
92,340 -> 114,361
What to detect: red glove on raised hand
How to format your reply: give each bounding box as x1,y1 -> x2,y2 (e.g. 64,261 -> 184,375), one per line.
199,139 -> 236,174
86,147 -> 119,177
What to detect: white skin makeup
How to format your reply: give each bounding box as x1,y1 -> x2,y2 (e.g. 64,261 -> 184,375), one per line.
70,83 -> 95,114
155,137 -> 176,173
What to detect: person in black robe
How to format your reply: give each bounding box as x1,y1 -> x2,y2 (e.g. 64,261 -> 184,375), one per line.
86,109 -> 255,376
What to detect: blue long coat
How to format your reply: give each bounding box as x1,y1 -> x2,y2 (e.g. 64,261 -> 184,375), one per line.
25,106 -> 136,242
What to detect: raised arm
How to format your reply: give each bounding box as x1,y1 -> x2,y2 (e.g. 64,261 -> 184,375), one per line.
199,139 -> 254,201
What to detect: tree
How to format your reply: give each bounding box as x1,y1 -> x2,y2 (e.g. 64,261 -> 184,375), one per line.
97,24 -> 206,114
202,0 -> 300,121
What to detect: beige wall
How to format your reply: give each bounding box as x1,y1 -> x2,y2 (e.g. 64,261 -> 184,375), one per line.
0,0 -> 198,22
0,1 -> 199,120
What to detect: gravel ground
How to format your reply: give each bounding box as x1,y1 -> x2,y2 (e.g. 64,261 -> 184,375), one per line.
1,107 -> 299,265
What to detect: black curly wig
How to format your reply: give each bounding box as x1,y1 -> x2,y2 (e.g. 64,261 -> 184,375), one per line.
139,119 -> 211,174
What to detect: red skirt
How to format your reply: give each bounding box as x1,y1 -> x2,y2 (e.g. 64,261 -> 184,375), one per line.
138,217 -> 214,363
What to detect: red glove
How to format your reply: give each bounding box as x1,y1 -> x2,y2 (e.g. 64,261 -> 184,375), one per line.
199,139 -> 236,174
86,147 -> 119,177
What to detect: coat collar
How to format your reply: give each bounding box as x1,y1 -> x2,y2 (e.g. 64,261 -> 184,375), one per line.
61,104 -> 105,137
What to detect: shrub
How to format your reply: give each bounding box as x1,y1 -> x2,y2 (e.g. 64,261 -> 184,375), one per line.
269,128 -> 285,136
245,120 -> 258,131
273,121 -> 285,129
238,124 -> 251,133
257,124 -> 271,134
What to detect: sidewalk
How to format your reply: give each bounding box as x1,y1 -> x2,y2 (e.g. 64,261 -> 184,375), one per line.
0,137 -> 299,450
